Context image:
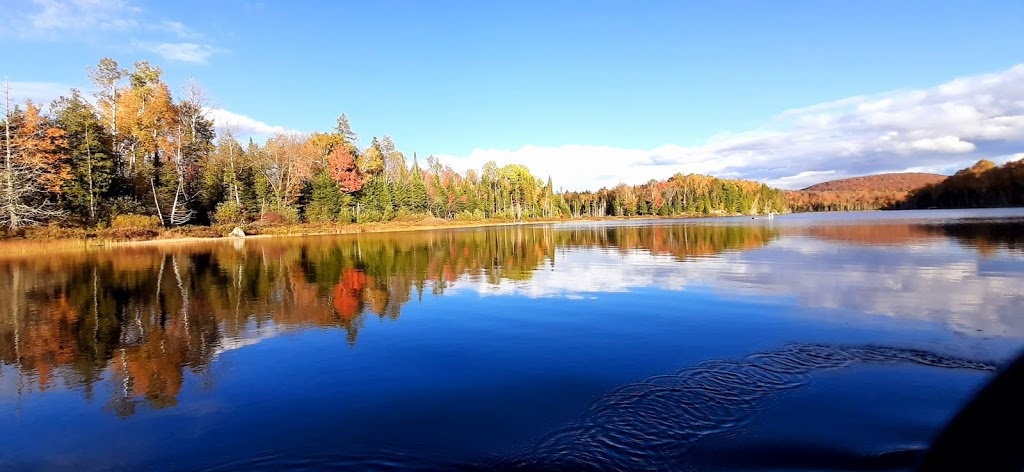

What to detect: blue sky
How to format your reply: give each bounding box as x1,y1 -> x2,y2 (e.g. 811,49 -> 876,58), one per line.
2,0 -> 1023,189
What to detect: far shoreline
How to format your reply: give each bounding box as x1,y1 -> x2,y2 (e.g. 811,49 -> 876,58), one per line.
3,207 -> 1021,258
0,213 -> 750,257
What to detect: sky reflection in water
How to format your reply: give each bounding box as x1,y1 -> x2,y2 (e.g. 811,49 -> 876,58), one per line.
1,209 -> 1022,471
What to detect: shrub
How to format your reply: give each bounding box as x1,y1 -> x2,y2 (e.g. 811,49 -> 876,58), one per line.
24,224 -> 89,240
260,212 -> 288,225
164,226 -> 221,239
356,209 -> 376,224
107,196 -> 147,217
238,224 -> 262,236
304,202 -> 337,223
256,205 -> 299,225
337,206 -> 355,224
455,210 -> 485,221
392,209 -> 428,222
111,214 -> 162,229
213,201 -> 246,225
103,227 -> 160,241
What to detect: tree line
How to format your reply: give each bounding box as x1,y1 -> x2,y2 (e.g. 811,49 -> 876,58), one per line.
0,58 -> 786,235
787,161 -> 1024,212
786,189 -> 911,212
899,159 -> 1024,209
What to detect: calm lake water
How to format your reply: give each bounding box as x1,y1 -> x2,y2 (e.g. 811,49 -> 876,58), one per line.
2,209 -> 1023,471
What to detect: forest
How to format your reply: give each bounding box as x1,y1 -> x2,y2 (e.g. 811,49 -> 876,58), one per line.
785,189 -> 912,212
0,58 -> 787,239
785,173 -> 946,212
787,161 -> 1024,212
899,159 -> 1024,209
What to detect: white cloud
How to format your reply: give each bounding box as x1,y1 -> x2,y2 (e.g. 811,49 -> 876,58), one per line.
438,65 -> 1024,190
3,0 -> 221,63
205,108 -> 299,139
3,0 -> 140,38
157,20 -> 201,39
905,136 -> 976,153
4,81 -> 82,105
137,42 -> 216,63
765,170 -> 837,190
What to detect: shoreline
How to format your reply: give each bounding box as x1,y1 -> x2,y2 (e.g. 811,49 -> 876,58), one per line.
4,207 -> 1014,257
0,214 -> 729,257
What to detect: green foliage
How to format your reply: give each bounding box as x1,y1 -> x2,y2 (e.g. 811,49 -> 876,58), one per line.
213,201 -> 246,225
52,90 -> 116,224
408,167 -> 429,213
455,209 -> 486,221
357,177 -> 393,223
306,172 -> 351,222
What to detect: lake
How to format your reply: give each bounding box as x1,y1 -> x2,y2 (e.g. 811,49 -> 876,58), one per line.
2,209 -> 1023,471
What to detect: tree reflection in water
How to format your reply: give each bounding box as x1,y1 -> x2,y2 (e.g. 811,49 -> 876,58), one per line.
0,224 -> 779,415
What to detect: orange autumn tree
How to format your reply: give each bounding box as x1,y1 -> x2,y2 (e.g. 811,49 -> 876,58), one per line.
1,84 -> 69,229
16,101 -> 70,193
114,61 -> 182,224
116,61 -> 178,178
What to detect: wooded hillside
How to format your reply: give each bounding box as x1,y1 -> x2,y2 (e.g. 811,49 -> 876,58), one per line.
802,173 -> 946,192
902,159 -> 1024,209
787,173 -> 948,212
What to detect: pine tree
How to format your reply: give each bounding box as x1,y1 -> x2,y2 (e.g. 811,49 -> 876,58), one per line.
52,90 -> 116,224
409,162 -> 429,214
307,171 -> 343,222
358,176 -> 393,222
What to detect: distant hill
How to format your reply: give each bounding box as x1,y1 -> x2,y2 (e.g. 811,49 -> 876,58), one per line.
787,172 -> 949,212
802,173 -> 947,193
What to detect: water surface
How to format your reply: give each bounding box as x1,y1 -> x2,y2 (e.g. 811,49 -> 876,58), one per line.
2,209 -> 1023,470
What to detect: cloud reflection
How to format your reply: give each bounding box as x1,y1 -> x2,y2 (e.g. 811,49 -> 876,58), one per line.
0,215 -> 1021,414
456,219 -> 1024,337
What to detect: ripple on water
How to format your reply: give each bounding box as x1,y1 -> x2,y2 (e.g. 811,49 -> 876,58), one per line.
489,343 -> 996,471
198,343 -> 997,471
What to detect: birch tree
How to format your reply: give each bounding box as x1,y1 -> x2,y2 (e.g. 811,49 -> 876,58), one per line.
0,81 -> 64,230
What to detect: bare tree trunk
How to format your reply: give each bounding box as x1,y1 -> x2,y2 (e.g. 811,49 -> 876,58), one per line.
227,129 -> 241,206
110,82 -> 117,145
150,178 -> 164,225
0,80 -> 62,229
86,126 -> 95,222
3,79 -> 15,229
170,180 -> 180,224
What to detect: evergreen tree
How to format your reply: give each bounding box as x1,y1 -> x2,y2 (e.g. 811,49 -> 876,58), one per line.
306,171 -> 345,222
51,90 -> 116,224
358,176 -> 393,222
408,162 -> 429,213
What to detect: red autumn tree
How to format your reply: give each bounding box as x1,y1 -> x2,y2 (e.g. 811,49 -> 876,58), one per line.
327,145 -> 363,192
332,268 -> 368,321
